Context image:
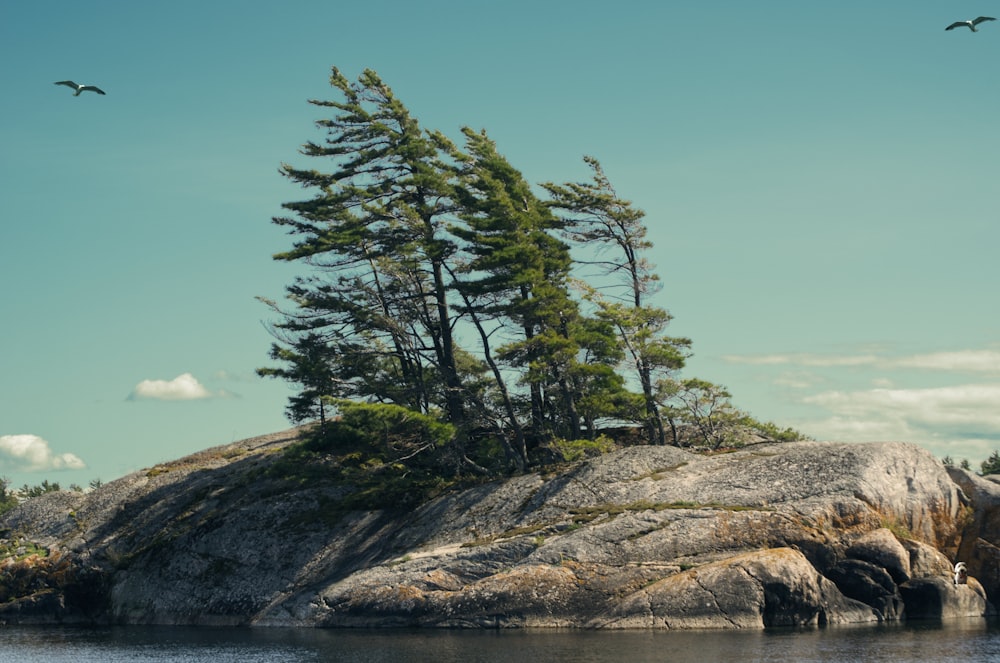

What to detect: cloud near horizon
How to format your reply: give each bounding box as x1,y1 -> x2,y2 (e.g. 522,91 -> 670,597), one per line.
799,383 -> 1000,462
718,347 -> 1000,462
722,349 -> 1000,374
805,384 -> 1000,434
127,373 -> 229,401
0,435 -> 86,472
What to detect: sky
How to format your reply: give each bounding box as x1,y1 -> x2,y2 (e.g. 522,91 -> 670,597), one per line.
3,1 -> 1000,488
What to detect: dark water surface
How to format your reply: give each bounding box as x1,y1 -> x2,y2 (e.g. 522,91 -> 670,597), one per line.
1,620 -> 999,662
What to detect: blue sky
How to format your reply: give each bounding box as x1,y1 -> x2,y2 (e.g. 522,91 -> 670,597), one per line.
3,1 -> 1000,487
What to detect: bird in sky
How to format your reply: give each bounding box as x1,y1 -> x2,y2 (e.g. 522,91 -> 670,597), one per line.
945,16 -> 997,32
54,80 -> 106,96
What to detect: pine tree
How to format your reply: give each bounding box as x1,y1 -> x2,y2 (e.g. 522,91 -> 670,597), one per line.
266,68 -> 472,430
452,128 -> 588,446
544,157 -> 690,444
982,450 -> 1000,475
257,332 -> 342,431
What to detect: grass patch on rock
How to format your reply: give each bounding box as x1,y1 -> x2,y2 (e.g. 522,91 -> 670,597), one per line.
569,500 -> 766,525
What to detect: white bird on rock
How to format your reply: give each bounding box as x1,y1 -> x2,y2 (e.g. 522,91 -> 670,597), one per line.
945,16 -> 996,32
54,80 -> 106,96
954,562 -> 968,586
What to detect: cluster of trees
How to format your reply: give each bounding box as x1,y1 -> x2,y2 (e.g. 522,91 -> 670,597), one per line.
259,67 -> 799,475
0,478 -> 98,517
946,452 -> 1000,476
983,451 -> 1000,475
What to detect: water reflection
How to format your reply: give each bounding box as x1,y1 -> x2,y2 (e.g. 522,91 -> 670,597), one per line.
1,620 -> 999,663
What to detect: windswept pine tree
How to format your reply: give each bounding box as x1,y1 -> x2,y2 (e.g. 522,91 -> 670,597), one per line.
451,128 -> 590,446
544,157 -> 690,444
263,68 -> 469,430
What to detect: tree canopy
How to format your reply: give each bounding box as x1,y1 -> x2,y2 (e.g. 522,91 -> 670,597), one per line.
981,450 -> 1000,476
259,67 -> 802,475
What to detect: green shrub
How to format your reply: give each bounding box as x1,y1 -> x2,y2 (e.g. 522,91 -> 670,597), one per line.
313,401 -> 455,460
982,450 -> 1000,476
0,477 -> 18,516
548,435 -> 616,462
261,404 -> 465,524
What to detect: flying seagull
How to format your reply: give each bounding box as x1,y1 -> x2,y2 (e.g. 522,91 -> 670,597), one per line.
945,16 -> 996,32
54,80 -> 106,96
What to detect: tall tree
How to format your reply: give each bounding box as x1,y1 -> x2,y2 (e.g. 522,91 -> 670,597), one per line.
267,68 -> 471,430
544,157 -> 689,444
452,128 -> 586,443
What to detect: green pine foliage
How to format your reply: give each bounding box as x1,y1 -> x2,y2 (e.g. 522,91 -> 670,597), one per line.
263,401 -> 461,512
982,450 -> 1000,475
18,480 -> 63,498
260,67 -> 806,477
0,478 -> 18,516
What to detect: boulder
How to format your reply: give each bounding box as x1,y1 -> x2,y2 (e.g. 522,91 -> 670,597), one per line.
846,528 -> 910,584
596,548 -> 876,629
824,559 -> 903,620
898,577 -> 991,620
900,538 -> 954,579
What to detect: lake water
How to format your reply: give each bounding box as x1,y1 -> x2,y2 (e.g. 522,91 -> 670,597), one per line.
1,620 -> 999,662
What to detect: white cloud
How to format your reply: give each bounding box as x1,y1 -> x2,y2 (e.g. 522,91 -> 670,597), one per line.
720,347 -> 1000,463
0,435 -> 86,472
799,383 -> 1000,460
211,369 -> 251,382
805,384 -> 1000,430
721,353 -> 880,367
892,350 -> 1000,373
772,371 -> 827,389
127,373 -> 225,401
805,416 -> 916,442
723,349 -> 1000,375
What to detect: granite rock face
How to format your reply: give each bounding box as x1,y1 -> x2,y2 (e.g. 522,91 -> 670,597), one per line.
596,548 -> 876,629
0,431 -> 994,628
945,469 -> 1000,602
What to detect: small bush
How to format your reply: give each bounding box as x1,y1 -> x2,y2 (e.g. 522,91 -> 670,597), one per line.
260,404 -> 467,525
0,477 -> 18,516
548,435 -> 616,463
313,401 -> 456,463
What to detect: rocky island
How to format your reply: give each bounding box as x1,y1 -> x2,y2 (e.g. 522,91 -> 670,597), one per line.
1,429 -> 997,629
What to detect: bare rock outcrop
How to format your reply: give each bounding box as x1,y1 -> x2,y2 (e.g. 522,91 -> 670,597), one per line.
899,577 -> 989,620
945,468 -> 1000,601
597,548 -> 875,629
0,431 -> 994,628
